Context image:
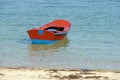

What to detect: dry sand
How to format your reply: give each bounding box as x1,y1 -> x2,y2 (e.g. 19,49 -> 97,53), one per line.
0,67 -> 120,80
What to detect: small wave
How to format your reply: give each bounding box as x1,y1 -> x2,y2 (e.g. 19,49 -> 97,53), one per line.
19,38 -> 31,44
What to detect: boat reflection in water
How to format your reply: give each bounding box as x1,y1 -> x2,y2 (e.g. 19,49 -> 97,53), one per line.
28,37 -> 69,52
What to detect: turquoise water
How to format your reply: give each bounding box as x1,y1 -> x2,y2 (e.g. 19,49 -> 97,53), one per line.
0,0 -> 120,70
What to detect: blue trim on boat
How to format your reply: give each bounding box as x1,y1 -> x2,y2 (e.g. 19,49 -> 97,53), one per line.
31,39 -> 59,44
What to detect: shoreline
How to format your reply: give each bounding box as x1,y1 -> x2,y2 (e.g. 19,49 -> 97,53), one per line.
0,67 -> 120,80
1,66 -> 120,72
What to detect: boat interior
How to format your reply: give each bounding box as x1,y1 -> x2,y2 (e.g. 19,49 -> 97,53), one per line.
45,26 -> 64,33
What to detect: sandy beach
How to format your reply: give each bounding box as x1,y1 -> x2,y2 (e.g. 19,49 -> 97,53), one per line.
0,67 -> 120,80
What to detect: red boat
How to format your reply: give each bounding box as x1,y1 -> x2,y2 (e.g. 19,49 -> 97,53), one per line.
27,20 -> 71,44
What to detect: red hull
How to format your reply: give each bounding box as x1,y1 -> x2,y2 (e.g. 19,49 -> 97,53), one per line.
27,20 -> 71,43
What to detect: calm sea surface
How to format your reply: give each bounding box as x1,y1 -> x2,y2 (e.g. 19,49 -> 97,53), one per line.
0,0 -> 120,70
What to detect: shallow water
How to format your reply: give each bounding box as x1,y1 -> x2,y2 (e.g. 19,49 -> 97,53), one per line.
0,0 -> 120,70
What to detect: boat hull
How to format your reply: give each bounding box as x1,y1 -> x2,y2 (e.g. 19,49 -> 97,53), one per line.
31,39 -> 59,44
27,20 -> 71,44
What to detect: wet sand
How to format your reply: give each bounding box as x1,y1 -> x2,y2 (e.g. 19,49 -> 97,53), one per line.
0,67 -> 120,80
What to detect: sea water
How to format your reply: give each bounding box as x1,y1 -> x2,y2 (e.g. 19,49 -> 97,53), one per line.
0,0 -> 120,70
